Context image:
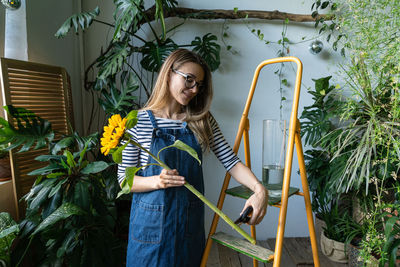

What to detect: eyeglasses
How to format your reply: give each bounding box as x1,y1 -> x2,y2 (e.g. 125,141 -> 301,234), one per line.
172,69 -> 205,91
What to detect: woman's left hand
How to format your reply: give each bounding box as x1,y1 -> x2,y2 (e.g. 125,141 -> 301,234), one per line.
241,183 -> 268,225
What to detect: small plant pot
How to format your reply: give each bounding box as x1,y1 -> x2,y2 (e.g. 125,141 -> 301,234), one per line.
320,230 -> 348,263
348,242 -> 380,267
0,157 -> 11,182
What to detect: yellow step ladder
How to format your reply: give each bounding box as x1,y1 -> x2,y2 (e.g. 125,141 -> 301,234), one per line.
200,57 -> 320,267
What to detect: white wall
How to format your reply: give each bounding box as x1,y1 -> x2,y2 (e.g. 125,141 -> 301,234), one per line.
25,0 -> 83,133
82,0 -> 342,239
0,7 -> 4,58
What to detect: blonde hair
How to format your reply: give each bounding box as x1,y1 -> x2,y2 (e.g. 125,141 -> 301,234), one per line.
143,49 -> 214,150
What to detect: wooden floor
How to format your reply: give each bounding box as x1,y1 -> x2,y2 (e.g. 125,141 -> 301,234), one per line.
206,237 -> 348,267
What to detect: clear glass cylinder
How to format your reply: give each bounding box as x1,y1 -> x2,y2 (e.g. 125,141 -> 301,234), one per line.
262,119 -> 286,185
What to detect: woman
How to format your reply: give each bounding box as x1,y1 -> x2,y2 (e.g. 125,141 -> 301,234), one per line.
118,49 -> 268,267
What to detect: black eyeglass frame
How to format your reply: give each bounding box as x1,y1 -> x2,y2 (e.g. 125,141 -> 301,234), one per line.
172,69 -> 205,91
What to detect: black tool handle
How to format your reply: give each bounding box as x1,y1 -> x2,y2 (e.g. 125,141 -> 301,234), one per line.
234,206 -> 253,224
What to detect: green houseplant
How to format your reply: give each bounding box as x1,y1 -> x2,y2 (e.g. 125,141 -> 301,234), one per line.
0,212 -> 19,267
304,0 -> 400,265
0,106 -> 125,266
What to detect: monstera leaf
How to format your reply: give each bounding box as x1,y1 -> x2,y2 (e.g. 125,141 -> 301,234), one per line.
97,41 -> 130,80
113,0 -> 143,40
55,7 -> 100,38
98,71 -> 139,116
140,38 -> 178,72
191,33 -> 221,71
0,105 -> 54,152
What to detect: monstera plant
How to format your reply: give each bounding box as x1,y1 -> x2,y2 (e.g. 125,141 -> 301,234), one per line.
55,0 -> 222,134
0,106 -> 124,266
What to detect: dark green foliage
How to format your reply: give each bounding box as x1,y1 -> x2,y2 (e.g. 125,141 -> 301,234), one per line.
113,0 -> 144,40
55,7 -> 100,38
55,1 -> 224,121
11,133 -> 124,266
140,38 -> 179,72
191,33 -> 221,72
97,41 -> 130,80
0,105 -> 54,152
98,71 -> 139,116
0,213 -> 19,266
300,76 -> 337,147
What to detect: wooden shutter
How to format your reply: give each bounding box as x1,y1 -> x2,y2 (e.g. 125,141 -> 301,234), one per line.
0,58 -> 75,219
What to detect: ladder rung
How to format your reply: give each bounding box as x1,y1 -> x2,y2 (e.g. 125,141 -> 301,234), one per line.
211,232 -> 274,263
225,184 -> 300,205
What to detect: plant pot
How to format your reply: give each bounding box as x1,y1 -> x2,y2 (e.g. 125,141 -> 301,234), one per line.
348,243 -> 380,267
320,230 -> 348,263
0,157 -> 11,182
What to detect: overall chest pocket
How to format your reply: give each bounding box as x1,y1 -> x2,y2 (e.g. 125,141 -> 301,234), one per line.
132,201 -> 164,244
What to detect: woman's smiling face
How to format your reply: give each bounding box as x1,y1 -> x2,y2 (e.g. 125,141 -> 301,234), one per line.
168,62 -> 205,107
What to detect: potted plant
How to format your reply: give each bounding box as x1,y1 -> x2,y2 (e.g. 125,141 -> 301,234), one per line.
0,106 -> 126,266
0,212 -> 19,267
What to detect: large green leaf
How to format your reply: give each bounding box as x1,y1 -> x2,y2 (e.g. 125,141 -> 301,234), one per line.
28,162 -> 63,176
98,71 -> 138,115
191,33 -> 221,71
97,41 -> 130,80
112,142 -> 129,164
157,140 -> 201,165
113,0 -> 143,40
0,105 -> 54,152
117,166 -> 140,198
55,7 -> 100,38
51,137 -> 75,155
35,155 -> 66,162
74,181 -> 90,211
31,203 -> 84,237
140,38 -> 178,72
125,109 -> 139,130
81,161 -> 110,174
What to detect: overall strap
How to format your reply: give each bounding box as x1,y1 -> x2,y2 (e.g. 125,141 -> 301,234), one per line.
146,110 -> 158,128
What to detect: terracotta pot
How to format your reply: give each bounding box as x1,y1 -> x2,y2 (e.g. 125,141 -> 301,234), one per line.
0,157 -> 11,182
320,230 -> 348,263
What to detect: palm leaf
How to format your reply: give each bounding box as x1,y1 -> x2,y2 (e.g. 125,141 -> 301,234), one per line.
191,33 -> 221,71
55,7 -> 100,38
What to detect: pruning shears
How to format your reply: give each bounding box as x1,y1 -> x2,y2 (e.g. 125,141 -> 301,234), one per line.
234,206 -> 253,225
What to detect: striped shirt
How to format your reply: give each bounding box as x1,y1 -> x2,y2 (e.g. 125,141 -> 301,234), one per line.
117,110 -> 240,184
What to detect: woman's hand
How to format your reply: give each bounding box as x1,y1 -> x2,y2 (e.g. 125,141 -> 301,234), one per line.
241,183 -> 268,225
154,169 -> 185,189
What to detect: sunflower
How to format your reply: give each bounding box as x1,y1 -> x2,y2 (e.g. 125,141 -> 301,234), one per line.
101,114 -> 127,155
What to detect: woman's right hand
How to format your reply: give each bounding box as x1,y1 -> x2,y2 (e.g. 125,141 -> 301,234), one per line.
154,169 -> 185,189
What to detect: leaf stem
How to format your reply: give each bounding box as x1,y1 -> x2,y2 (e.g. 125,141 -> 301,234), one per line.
126,138 -> 255,243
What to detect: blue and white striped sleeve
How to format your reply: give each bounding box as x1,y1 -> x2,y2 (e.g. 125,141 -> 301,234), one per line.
117,127 -> 140,185
209,114 -> 240,171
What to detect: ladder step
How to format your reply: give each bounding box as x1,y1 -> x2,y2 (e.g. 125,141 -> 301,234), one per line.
225,184 -> 299,205
211,232 -> 274,263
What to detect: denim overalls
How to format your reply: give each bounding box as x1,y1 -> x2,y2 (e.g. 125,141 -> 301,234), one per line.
126,110 -> 205,267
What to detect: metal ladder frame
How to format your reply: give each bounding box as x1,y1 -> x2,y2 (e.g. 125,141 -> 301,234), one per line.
200,57 -> 320,267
